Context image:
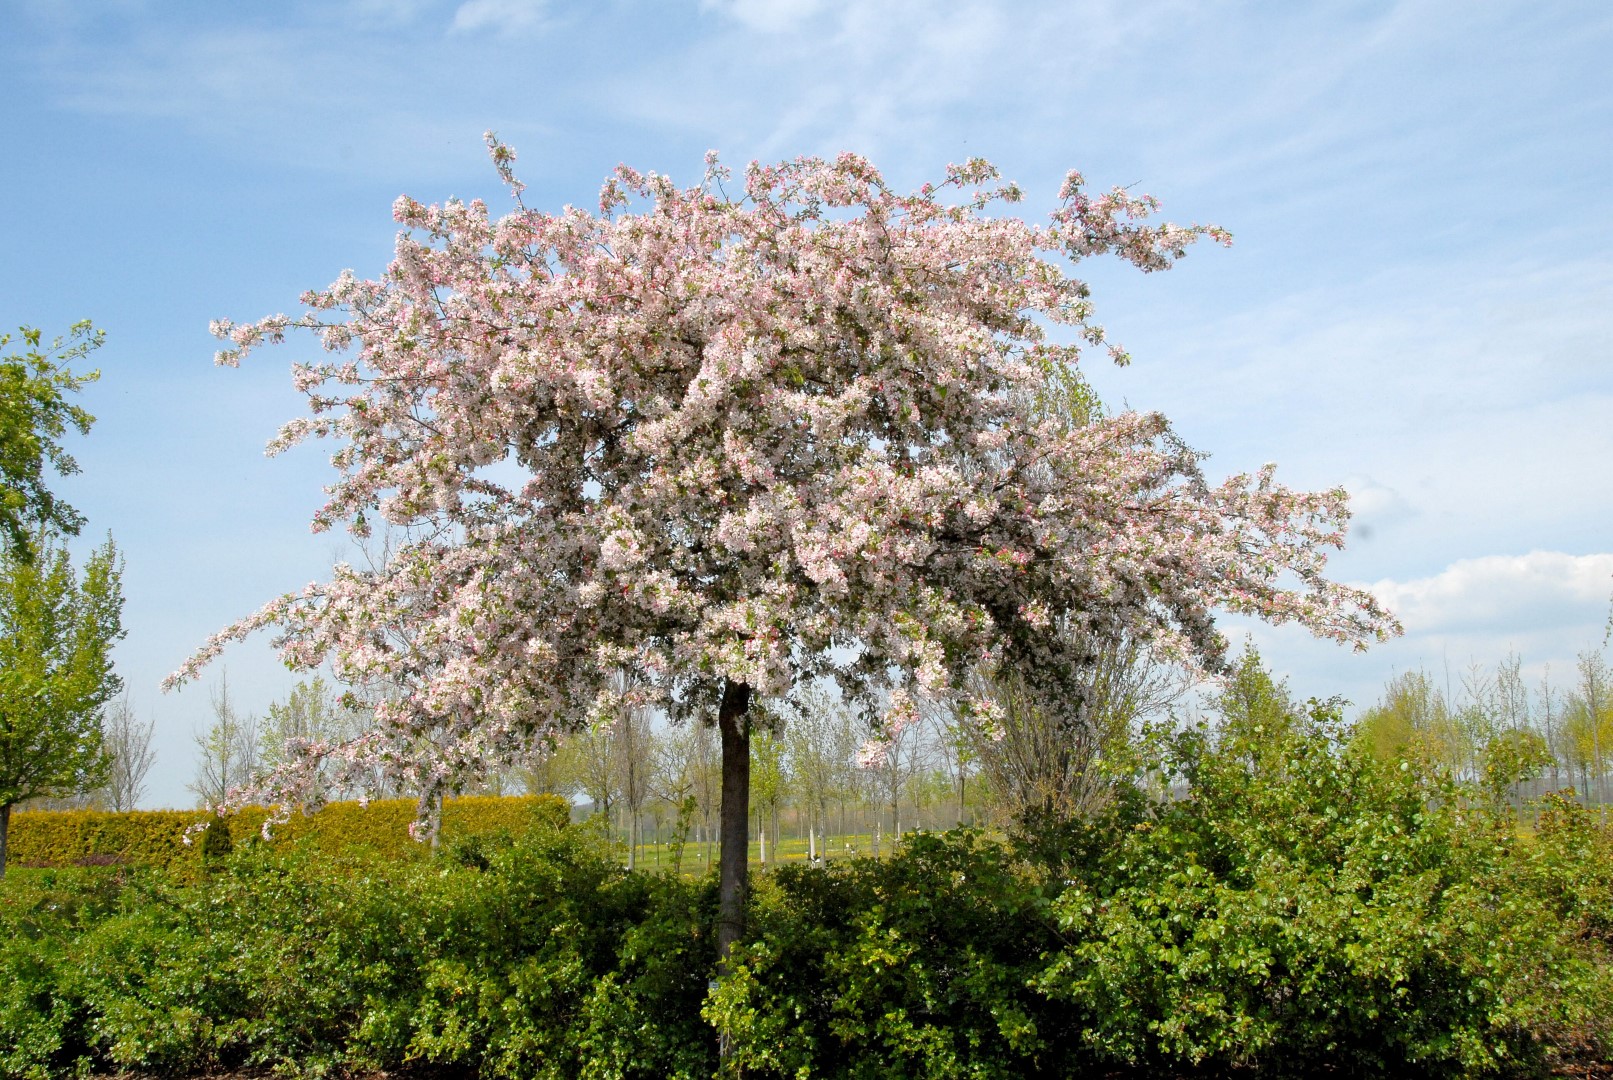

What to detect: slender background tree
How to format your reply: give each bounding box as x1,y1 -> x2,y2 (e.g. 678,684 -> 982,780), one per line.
99,692 -> 157,812
190,674 -> 259,808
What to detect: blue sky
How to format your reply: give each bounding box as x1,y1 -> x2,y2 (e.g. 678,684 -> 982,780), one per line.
3,0 -> 1610,808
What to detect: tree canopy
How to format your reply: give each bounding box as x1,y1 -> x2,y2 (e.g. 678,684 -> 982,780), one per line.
172,142 -> 1398,956
175,142 -> 1394,800
0,322 -> 103,561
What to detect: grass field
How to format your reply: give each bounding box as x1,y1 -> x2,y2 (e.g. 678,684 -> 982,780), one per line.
605,829 -> 925,874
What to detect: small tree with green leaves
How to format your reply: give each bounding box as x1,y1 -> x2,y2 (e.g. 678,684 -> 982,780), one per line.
0,532 -> 124,875
0,323 -> 103,562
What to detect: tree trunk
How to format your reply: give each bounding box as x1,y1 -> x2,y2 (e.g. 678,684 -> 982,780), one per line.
0,802 -> 10,880
427,790 -> 443,853
716,679 -> 752,969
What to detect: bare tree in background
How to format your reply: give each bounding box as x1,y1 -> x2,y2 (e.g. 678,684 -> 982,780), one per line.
920,700 -> 977,828
783,683 -> 857,861
959,630 -> 1184,825
518,732 -> 575,801
573,719 -> 620,827
101,692 -> 156,811
616,683 -> 654,869
688,719 -> 719,872
1575,650 -> 1611,819
651,722 -> 703,874
1539,667 -> 1562,791
190,673 -> 259,807
862,715 -> 929,855
260,676 -> 370,799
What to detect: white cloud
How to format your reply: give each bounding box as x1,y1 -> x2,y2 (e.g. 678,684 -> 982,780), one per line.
1365,551 -> 1613,634
1222,550 -> 1613,717
700,0 -> 825,33
451,0 -> 549,34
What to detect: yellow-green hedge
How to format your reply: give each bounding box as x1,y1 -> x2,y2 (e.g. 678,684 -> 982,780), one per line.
7,794 -> 570,872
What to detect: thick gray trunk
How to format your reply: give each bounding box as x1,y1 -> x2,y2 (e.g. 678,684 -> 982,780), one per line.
716,680 -> 752,969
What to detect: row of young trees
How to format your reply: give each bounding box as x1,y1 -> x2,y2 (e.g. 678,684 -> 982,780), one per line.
182,626 -> 1191,868
1355,649 -> 1613,811
184,634 -> 1613,874
523,639 -> 1613,855
189,675 -> 397,808
534,631 -> 1191,865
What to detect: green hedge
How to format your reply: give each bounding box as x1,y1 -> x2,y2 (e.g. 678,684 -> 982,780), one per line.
4,812 -> 1610,1079
0,828 -> 715,1080
7,794 -> 570,872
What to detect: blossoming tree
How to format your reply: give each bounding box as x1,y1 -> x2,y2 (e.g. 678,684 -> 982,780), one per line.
172,139 -> 1397,960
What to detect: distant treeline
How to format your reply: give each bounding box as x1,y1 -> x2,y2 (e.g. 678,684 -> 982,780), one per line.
1353,650 -> 1613,808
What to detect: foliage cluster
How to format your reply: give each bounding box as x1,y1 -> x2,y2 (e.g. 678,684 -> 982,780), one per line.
1355,650 -> 1613,807
0,529 -> 125,876
0,322 -> 102,558
0,822 -> 712,1080
710,705 -> 1613,1078
5,794 -> 570,873
4,700 -> 1611,1079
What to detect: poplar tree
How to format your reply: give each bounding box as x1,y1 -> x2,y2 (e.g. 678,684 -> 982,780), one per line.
0,533 -> 124,875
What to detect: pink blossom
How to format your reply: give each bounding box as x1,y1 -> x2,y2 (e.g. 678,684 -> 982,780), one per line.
174,147 -> 1398,824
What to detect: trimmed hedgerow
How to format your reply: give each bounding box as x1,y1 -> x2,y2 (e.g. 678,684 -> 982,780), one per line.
6,794 -> 571,872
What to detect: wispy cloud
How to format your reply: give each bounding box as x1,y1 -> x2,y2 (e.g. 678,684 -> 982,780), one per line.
451,0 -> 549,35
1081,246 -> 1613,589
699,0 -> 825,33
20,18 -> 549,183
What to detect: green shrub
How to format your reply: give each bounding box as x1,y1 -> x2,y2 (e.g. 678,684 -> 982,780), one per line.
1525,791 -> 1613,945
707,832 -> 1070,1079
198,817 -> 233,868
1030,699 -> 1613,1077
0,821 -> 715,1079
